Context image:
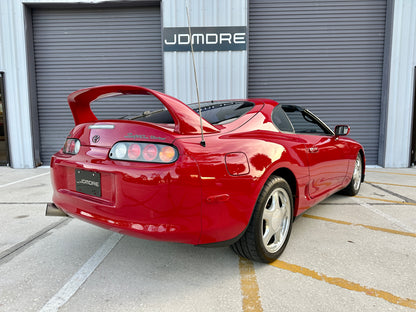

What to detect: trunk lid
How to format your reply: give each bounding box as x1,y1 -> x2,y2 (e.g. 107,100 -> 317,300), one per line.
68,120 -> 177,148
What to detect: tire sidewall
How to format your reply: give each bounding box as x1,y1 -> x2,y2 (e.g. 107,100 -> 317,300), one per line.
352,153 -> 363,193
252,176 -> 294,262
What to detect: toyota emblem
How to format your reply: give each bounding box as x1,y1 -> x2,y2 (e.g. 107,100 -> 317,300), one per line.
92,135 -> 100,143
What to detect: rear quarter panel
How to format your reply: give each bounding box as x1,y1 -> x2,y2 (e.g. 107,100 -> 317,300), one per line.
179,112 -> 310,245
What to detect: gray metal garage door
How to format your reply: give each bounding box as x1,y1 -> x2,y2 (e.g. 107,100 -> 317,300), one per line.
248,0 -> 387,165
32,5 -> 163,164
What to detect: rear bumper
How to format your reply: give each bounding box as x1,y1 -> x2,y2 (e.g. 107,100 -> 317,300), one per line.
50,149 -> 203,245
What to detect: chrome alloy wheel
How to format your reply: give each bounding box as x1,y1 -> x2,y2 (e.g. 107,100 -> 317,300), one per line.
261,188 -> 292,254
352,155 -> 362,191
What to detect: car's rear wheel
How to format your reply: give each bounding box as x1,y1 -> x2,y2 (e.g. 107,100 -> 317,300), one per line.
231,176 -> 293,263
341,153 -> 363,196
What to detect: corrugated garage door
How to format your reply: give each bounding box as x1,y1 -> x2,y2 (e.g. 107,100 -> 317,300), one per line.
248,0 -> 387,164
32,5 -> 163,164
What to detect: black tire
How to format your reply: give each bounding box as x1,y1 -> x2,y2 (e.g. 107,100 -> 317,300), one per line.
341,153 -> 363,196
231,176 -> 293,263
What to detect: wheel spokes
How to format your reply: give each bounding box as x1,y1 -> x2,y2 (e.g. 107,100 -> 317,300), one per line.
263,227 -> 274,245
262,188 -> 291,253
262,205 -> 275,224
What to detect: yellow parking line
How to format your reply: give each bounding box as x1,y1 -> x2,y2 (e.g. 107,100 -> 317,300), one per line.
239,257 -> 263,312
270,260 -> 416,309
366,181 -> 416,188
303,214 -> 416,238
355,195 -> 416,206
366,170 -> 416,177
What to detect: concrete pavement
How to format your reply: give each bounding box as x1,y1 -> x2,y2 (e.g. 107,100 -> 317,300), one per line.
0,166 -> 415,311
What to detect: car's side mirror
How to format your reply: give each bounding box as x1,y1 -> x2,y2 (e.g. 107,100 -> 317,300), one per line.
334,125 -> 350,136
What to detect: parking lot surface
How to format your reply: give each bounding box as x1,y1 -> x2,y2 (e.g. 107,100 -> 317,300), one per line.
0,167 -> 415,311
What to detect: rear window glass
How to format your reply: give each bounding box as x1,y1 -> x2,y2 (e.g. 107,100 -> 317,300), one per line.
272,105 -> 294,132
130,101 -> 254,125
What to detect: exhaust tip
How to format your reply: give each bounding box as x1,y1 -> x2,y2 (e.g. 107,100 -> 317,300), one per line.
46,203 -> 69,217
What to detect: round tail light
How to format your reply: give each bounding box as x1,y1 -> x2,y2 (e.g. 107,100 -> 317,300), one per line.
143,144 -> 158,161
159,146 -> 176,163
128,144 -> 141,160
114,143 -> 127,159
63,138 -> 80,155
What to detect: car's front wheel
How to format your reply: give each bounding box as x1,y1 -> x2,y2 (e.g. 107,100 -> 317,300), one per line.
231,176 -> 293,263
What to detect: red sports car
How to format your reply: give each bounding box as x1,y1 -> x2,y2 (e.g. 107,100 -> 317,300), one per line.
47,85 -> 364,263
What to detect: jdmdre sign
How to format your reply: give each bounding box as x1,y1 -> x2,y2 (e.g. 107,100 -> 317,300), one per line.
163,26 -> 247,52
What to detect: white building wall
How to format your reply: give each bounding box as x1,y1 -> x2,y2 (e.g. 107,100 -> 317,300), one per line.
163,0 -> 247,103
384,0 -> 416,167
0,0 -> 34,168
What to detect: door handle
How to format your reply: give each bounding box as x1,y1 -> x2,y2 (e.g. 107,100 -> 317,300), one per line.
309,147 -> 319,153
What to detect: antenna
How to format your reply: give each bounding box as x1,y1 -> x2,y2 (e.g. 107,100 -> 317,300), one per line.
186,3 -> 206,147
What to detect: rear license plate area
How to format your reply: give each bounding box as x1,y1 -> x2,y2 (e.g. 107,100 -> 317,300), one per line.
75,169 -> 101,197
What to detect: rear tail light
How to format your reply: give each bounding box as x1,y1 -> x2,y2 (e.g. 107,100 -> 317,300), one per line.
114,143 -> 128,159
143,144 -> 158,161
159,146 -> 176,163
128,143 -> 141,160
63,138 -> 80,155
109,142 -> 178,163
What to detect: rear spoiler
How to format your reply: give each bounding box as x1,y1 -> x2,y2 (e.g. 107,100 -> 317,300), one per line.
67,85 -> 219,135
